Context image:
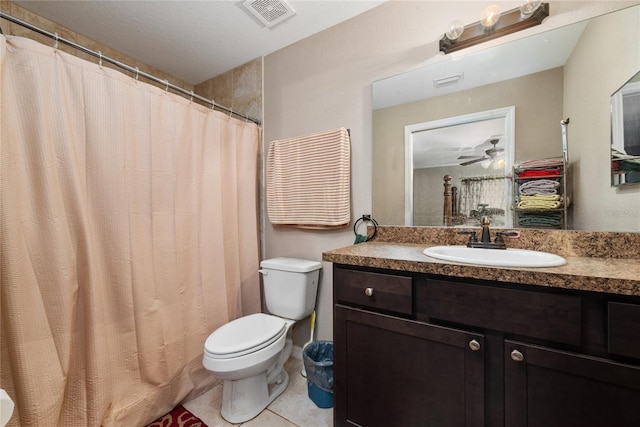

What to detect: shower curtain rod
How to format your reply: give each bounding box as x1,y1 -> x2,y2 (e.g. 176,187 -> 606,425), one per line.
0,12 -> 262,126
460,174 -> 511,182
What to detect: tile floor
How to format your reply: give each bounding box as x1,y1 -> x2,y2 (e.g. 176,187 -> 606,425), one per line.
183,356 -> 333,427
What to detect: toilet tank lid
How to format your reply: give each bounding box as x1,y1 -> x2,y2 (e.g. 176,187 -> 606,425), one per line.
260,257 -> 322,273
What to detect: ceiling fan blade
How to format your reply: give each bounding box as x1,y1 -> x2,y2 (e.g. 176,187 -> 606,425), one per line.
460,157 -> 487,166
486,147 -> 504,157
457,155 -> 481,159
472,141 -> 491,150
438,146 -> 474,152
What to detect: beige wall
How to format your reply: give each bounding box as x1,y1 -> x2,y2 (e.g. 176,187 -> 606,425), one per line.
194,58 -> 263,122
263,1 -> 639,342
373,68 -> 564,226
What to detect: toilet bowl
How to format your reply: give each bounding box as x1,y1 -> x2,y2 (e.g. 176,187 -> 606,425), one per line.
202,257 -> 321,423
203,313 -> 296,423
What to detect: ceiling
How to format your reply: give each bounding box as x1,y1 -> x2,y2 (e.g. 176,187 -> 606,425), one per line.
10,0 -> 387,85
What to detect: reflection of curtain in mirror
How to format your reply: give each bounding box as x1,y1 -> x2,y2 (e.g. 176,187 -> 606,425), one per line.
459,176 -> 507,225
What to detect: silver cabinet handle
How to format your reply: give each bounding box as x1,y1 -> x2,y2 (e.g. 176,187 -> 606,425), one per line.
469,339 -> 481,351
364,287 -> 374,297
511,349 -> 524,362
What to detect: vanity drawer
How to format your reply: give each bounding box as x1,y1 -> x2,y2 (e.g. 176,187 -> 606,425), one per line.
424,279 -> 582,345
334,267 -> 412,315
608,302 -> 640,360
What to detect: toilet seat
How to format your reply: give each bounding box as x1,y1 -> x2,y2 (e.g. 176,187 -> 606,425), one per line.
204,313 -> 286,359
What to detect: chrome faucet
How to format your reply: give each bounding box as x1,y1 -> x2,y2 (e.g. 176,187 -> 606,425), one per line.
457,216 -> 520,249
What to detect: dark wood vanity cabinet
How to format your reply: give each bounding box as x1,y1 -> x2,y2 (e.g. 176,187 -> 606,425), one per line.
334,306 -> 484,427
504,340 -> 640,427
333,265 -> 640,427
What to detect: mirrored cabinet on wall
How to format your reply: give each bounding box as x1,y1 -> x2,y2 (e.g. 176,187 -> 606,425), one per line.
512,157 -> 570,229
611,70 -> 640,187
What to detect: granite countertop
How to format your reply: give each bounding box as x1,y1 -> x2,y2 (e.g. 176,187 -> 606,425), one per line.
323,241 -> 640,297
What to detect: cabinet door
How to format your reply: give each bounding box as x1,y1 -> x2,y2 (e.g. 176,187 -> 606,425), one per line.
505,340 -> 640,427
334,305 -> 484,427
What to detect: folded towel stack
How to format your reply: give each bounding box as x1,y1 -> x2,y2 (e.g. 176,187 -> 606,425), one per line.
518,168 -> 560,178
620,159 -> 640,171
517,212 -> 562,228
518,179 -> 560,195
517,194 -> 561,209
515,158 -> 567,228
612,147 -> 640,170
516,158 -> 564,169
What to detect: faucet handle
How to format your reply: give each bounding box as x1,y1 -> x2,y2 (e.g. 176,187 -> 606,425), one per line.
457,230 -> 478,245
481,216 -> 491,227
495,230 -> 520,244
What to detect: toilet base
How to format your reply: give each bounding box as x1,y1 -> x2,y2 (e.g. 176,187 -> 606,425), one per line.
221,368 -> 289,423
206,321 -> 296,423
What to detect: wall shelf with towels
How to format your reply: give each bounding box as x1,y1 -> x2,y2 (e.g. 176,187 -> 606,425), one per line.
512,157 -> 571,229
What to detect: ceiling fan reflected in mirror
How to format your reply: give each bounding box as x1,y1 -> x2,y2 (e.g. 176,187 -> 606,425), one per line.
458,136 -> 505,168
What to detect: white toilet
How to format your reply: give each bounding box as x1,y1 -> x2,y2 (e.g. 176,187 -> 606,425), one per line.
202,257 -> 321,423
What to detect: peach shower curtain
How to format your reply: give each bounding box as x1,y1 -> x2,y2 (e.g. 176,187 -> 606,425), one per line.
0,36 -> 261,426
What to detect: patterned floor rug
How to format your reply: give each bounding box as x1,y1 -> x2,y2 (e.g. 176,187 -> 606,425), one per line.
146,405 -> 207,427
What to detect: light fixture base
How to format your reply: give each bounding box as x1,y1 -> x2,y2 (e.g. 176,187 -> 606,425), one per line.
439,2 -> 549,54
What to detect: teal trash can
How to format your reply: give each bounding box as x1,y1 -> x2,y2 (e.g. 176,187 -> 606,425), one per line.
303,341 -> 333,408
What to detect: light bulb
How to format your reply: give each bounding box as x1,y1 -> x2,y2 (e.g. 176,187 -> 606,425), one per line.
480,5 -> 502,29
519,0 -> 542,18
493,157 -> 506,169
445,20 -> 465,41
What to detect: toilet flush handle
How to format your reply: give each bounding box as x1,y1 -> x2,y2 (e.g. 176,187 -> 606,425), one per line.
258,269 -> 267,275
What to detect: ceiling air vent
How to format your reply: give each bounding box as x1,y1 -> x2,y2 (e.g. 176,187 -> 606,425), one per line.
433,73 -> 464,88
243,0 -> 296,28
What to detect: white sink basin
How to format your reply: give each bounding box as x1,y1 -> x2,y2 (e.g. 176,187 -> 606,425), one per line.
423,245 -> 566,268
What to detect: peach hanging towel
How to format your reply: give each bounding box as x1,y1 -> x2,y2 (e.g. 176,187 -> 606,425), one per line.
267,127 -> 351,229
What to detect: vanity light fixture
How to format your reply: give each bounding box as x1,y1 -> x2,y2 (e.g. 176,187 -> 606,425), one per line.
439,2 -> 549,54
519,0 -> 543,18
445,20 -> 465,41
480,5 -> 502,29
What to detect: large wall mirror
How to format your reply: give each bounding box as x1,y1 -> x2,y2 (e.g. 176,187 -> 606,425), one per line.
373,5 -> 640,232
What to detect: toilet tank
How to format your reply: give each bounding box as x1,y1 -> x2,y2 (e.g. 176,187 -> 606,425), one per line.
259,257 -> 322,320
